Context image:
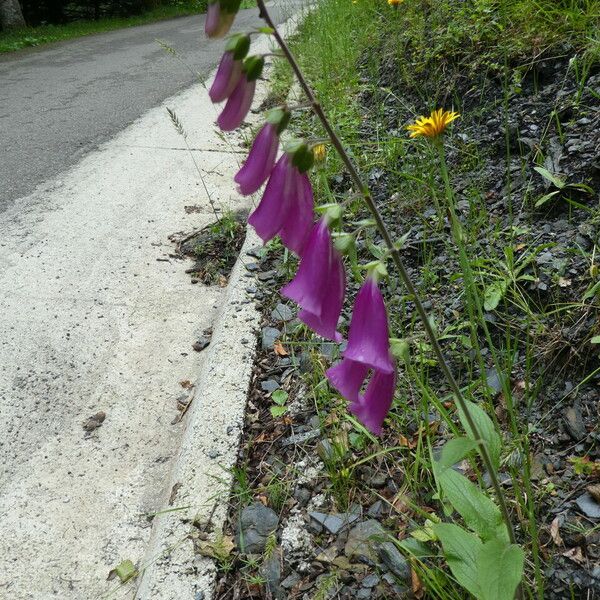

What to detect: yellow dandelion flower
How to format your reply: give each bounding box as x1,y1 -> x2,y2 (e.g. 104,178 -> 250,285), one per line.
313,143 -> 326,161
406,108 -> 460,139
388,0 -> 403,5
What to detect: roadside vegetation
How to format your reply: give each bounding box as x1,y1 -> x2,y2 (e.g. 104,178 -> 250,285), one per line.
214,0 -> 600,597
0,0 -> 206,53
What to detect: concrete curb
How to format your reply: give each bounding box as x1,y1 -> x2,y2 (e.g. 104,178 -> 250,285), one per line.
135,229 -> 261,600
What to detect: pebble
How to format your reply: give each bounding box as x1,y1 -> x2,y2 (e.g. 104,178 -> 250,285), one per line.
262,327 -> 281,350
261,379 -> 280,393
281,571 -> 301,589
271,303 -> 294,322
192,336 -> 210,352
236,503 -> 279,554
576,493 -> 600,519
308,511 -> 359,535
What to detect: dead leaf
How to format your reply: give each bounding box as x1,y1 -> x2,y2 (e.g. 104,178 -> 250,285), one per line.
411,567 -> 424,598
273,340 -> 288,356
180,380 -> 193,389
550,516 -> 563,546
399,434 -> 417,449
196,535 -> 235,560
218,275 -> 228,287
587,484 -> 600,503
558,277 -> 572,288
562,546 -> 585,564
107,559 -> 137,583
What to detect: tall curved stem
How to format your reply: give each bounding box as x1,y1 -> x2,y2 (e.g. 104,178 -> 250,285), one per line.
256,0 -> 516,544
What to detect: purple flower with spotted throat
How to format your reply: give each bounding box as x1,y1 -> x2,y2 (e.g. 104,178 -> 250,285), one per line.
209,34 -> 250,103
234,108 -> 290,195
217,55 -> 264,131
248,139 -> 314,254
326,274 -> 396,434
281,216 -> 345,342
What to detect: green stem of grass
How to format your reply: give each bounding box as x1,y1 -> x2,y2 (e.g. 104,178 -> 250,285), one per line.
256,0 -> 517,546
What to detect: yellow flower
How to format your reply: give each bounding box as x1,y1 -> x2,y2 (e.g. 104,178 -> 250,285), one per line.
388,0 -> 403,5
407,108 -> 460,139
313,143 -> 326,161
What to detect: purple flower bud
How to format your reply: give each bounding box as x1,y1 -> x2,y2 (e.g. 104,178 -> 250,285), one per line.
205,1 -> 221,37
209,51 -> 243,103
343,276 -> 395,373
349,368 -> 396,435
204,0 -> 239,38
216,75 -> 256,131
234,123 -> 280,195
298,246 -> 345,342
281,219 -> 347,341
248,153 -> 314,254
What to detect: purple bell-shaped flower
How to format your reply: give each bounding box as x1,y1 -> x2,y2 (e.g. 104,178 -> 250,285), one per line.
234,108 -> 290,195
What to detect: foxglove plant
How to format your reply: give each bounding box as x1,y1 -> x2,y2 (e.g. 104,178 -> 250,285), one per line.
327,275 -> 396,433
248,140 -> 314,254
209,34 -> 250,103
281,216 -> 345,342
235,108 -> 290,195
205,0 -> 242,38
216,56 -> 264,131
200,2 -> 521,582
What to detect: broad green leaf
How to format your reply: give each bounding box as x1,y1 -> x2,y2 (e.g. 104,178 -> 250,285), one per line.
270,405 -> 287,418
534,166 -> 565,189
398,537 -> 434,558
433,523 -> 482,597
583,281 -> 600,301
591,335 -> 600,345
438,437 -> 479,468
271,390 -> 288,406
477,538 -> 524,600
457,399 -> 502,472
483,279 -> 508,311
437,467 -> 507,541
534,190 -> 560,207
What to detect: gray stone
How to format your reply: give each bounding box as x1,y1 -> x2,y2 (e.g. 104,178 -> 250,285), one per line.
245,262 -> 259,272
271,303 -> 294,322
344,520 -> 386,562
281,571 -> 301,589
576,493 -> 600,519
192,336 -> 210,352
281,430 -> 320,446
262,327 -> 281,350
309,511 -> 359,535
356,588 -> 372,599
362,573 -> 380,588
564,401 -> 587,441
261,379 -> 280,393
367,500 -> 383,519
237,503 -> 279,554
260,548 -> 284,599
377,542 -> 411,581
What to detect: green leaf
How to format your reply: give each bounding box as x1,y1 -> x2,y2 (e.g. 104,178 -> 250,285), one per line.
456,399 -> 502,472
570,182 -> 594,194
591,335 -> 600,345
534,190 -> 560,207
436,467 -> 506,541
112,559 -> 137,583
271,390 -> 288,406
477,538 -> 524,600
583,281 -> 600,301
397,537 -> 434,558
433,523 -> 482,597
534,166 -> 565,189
438,437 -> 479,468
483,279 -> 508,310
270,405 -> 287,418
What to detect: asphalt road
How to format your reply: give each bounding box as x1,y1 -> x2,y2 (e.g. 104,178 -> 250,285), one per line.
0,1 -> 296,209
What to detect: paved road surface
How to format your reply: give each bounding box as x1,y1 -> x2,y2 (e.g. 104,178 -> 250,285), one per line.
0,2 -> 299,598
0,2 -> 295,209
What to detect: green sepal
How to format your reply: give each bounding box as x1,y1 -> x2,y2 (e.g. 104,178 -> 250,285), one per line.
325,204 -> 343,226
363,260 -> 388,280
219,0 -> 242,14
242,55 -> 265,81
265,107 -> 291,135
284,139 -> 314,173
225,33 -> 250,60
334,233 -> 355,255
